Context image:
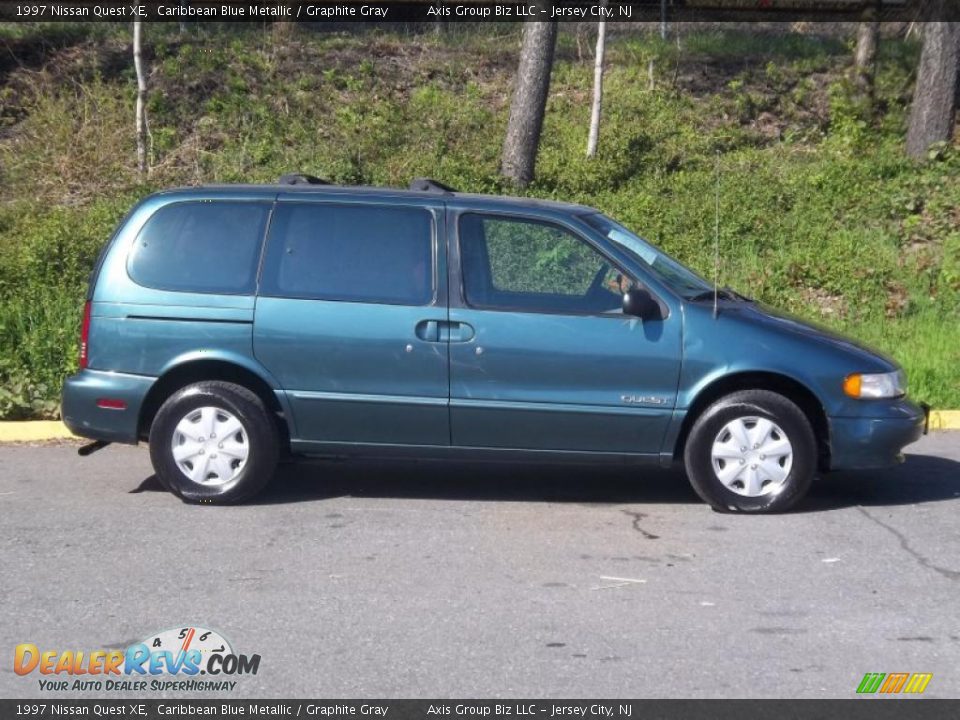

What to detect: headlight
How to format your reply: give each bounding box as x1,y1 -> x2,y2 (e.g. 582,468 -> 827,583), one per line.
843,370 -> 906,399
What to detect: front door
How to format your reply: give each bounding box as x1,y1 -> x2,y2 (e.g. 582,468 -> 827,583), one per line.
448,211 -> 681,455
254,197 -> 449,447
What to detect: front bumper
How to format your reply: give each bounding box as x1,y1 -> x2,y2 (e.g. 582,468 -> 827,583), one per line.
62,369 -> 155,444
828,398 -> 926,470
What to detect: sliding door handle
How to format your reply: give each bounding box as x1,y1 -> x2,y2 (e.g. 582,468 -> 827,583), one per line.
416,320 -> 475,343
443,321 -> 475,343
415,320 -> 441,342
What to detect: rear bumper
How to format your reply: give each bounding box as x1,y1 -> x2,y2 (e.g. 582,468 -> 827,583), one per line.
828,399 -> 926,470
61,369 -> 155,444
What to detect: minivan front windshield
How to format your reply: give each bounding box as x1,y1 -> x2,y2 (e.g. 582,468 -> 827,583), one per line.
582,213 -> 713,299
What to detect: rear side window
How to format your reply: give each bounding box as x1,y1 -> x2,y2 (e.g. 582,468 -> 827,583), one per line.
260,203 -> 434,306
128,201 -> 270,294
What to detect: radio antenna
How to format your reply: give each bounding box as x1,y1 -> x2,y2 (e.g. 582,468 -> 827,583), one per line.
713,150 -> 721,319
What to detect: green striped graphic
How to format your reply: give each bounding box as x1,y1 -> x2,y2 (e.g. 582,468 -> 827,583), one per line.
857,673 -> 886,694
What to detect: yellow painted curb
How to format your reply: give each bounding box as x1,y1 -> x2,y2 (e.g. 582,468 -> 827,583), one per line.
0,412 -> 958,443
928,410 -> 960,431
0,421 -> 77,442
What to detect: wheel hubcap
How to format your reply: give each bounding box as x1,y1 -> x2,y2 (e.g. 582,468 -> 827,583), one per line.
710,416 -> 793,497
171,406 -> 248,486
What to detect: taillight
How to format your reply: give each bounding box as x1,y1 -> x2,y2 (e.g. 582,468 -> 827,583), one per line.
96,398 -> 127,410
79,301 -> 92,370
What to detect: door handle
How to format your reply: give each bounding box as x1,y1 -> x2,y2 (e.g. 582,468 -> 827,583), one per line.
441,321 -> 475,343
415,320 -> 475,343
415,320 -> 440,342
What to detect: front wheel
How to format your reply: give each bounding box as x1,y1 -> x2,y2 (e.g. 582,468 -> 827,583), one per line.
149,381 -> 279,504
683,390 -> 816,513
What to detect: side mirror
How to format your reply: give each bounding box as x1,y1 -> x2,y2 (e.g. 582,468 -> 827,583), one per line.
623,288 -> 662,320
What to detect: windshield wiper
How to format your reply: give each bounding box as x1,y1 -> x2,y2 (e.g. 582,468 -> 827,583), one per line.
687,289 -> 736,302
725,287 -> 754,302
686,287 -> 753,303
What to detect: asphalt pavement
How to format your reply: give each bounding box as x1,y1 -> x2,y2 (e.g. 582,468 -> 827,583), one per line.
1,433 -> 958,698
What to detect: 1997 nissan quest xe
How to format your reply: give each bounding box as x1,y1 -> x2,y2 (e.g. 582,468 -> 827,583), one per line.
62,176 -> 927,512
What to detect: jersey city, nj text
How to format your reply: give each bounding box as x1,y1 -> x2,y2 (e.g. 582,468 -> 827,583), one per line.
427,4 -> 632,18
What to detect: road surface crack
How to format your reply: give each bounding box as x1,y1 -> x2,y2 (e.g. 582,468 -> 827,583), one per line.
622,510 -> 660,539
857,507 -> 959,581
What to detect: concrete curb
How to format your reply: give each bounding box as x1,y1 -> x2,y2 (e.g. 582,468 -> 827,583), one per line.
0,421 -> 78,442
928,410 -> 960,432
2,411 -> 959,443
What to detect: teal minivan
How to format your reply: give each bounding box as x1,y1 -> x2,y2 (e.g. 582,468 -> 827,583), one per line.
62,176 -> 926,512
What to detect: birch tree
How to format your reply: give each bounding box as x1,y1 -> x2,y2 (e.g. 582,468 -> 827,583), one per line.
133,20 -> 148,178
853,18 -> 880,105
587,18 -> 607,157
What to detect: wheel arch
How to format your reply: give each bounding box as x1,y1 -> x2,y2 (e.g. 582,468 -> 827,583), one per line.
138,358 -> 292,449
674,371 -> 830,471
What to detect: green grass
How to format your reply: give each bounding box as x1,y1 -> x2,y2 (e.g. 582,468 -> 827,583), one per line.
0,288 -> 81,419
840,309 -> 960,407
0,23 -> 957,417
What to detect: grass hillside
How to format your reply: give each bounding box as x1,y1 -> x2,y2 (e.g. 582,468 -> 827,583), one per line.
0,22 -> 958,417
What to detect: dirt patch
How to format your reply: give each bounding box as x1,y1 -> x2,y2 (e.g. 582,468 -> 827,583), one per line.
800,286 -> 848,319
676,51 -> 839,145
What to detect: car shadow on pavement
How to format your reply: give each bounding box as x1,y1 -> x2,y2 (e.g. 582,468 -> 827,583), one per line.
802,452 -> 960,512
252,458 -> 701,506
224,451 -> 960,511
129,476 -> 166,493
129,451 -> 959,510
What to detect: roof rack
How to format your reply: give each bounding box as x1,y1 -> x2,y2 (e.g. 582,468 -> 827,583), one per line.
278,173 -> 331,186
409,178 -> 458,194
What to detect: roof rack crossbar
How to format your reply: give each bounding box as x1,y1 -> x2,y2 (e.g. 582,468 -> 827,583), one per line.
278,173 -> 331,186
409,178 -> 458,194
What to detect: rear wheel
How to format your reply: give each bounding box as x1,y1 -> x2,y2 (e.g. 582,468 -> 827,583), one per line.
149,381 -> 279,504
683,390 -> 816,513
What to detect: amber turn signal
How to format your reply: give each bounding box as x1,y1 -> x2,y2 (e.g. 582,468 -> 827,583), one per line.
843,374 -> 862,398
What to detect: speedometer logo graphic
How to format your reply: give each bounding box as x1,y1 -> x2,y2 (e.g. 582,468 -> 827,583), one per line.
142,626 -> 233,671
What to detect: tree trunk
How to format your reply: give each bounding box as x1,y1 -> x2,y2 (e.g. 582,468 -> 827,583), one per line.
575,22 -> 586,62
906,19 -> 960,158
853,18 -> 879,103
272,19 -> 295,39
133,20 -> 148,178
587,19 -> 607,157
501,18 -> 558,188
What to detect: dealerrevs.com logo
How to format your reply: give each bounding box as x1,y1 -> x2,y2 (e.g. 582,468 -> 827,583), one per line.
14,626 -> 261,692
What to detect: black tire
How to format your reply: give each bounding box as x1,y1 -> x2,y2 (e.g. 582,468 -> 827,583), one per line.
148,381 -> 279,504
683,390 -> 816,513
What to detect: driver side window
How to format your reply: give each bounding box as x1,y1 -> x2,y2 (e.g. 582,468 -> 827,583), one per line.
459,213 -> 633,314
